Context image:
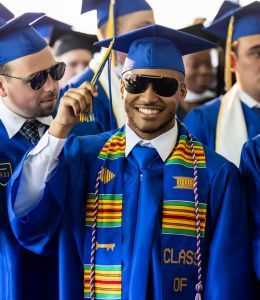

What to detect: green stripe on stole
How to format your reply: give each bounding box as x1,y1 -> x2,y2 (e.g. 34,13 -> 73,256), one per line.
84,125 -> 208,299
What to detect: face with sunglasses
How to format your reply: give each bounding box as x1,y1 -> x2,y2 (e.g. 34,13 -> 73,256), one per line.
0,47 -> 62,118
121,68 -> 186,140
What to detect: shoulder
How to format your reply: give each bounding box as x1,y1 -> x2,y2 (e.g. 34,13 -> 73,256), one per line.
240,135 -> 260,176
203,143 -> 239,180
64,129 -> 119,159
187,97 -> 221,119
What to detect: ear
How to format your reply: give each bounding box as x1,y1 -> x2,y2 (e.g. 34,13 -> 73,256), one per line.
120,79 -> 125,100
231,51 -> 237,72
0,77 -> 7,97
179,81 -> 187,103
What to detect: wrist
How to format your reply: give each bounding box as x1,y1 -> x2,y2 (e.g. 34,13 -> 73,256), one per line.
48,120 -> 73,139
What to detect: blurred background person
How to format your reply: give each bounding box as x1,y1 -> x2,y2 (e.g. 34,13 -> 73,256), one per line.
50,28 -> 99,88
185,1 -> 260,166
178,22 -> 217,120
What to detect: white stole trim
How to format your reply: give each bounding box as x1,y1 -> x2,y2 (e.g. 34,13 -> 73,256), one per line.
89,58 -> 126,127
216,83 -> 248,166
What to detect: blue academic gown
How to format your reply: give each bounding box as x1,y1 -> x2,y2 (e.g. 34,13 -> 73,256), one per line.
240,136 -> 260,290
57,66 -> 118,134
184,98 -> 260,150
8,127 -> 253,300
0,121 -> 57,300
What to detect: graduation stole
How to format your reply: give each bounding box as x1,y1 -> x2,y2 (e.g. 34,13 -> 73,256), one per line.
84,124 -> 208,300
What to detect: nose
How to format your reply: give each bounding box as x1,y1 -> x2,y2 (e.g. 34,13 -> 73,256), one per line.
197,64 -> 213,76
141,83 -> 158,100
43,73 -> 58,92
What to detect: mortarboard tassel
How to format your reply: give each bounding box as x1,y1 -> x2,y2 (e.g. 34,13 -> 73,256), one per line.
224,15 -> 234,91
106,0 -> 116,66
80,37 -> 115,122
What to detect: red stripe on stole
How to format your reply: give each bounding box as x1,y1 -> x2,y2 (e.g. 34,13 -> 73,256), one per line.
95,280 -> 122,284
163,215 -> 206,222
88,209 -> 122,213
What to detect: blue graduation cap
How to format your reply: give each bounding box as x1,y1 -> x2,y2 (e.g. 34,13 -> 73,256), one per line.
96,24 -> 217,75
32,16 -> 72,40
211,0 -> 240,23
0,3 -> 14,23
81,0 -> 152,28
0,13 -> 48,64
206,1 -> 260,40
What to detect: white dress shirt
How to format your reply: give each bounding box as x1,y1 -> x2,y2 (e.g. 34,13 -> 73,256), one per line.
15,121 -> 178,216
0,98 -> 53,138
239,89 -> 260,108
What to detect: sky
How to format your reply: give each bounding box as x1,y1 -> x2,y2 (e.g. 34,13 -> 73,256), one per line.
1,0 -> 255,34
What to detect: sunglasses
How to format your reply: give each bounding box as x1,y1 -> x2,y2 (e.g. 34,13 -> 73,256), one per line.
122,74 -> 184,97
0,62 -> 66,90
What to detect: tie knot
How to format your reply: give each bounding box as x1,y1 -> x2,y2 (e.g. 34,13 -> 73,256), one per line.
131,145 -> 158,169
20,119 -> 40,145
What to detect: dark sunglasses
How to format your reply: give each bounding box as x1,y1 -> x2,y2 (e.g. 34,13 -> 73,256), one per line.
122,74 -> 184,97
0,62 -> 66,90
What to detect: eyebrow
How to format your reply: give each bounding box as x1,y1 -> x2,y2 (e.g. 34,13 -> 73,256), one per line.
27,61 -> 59,78
247,44 -> 260,52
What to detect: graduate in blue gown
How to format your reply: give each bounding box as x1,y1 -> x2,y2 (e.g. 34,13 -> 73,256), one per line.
8,25 -> 253,299
0,12 -> 64,300
58,0 -> 155,133
184,1 -> 260,167
240,134 -> 260,296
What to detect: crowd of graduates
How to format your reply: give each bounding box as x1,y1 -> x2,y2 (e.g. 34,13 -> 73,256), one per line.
0,0 -> 259,299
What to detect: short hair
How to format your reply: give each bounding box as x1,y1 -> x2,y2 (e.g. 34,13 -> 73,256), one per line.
0,63 -> 10,75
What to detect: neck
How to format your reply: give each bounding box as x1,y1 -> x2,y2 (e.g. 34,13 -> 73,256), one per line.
128,118 -> 176,140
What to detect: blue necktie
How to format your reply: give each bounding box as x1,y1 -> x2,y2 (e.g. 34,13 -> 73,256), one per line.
129,145 -> 163,300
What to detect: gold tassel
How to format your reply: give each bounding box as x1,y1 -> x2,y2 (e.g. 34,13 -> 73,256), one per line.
80,38 -> 116,122
106,0 -> 116,67
224,15 -> 234,91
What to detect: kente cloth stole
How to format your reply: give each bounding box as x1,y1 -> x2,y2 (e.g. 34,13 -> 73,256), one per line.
84,125 -> 208,300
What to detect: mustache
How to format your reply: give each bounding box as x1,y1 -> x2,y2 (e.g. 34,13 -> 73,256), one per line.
40,90 -> 59,101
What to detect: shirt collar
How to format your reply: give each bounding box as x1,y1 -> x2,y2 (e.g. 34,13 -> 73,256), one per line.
185,89 -> 216,104
125,121 -> 178,162
0,98 -> 53,139
239,88 -> 260,108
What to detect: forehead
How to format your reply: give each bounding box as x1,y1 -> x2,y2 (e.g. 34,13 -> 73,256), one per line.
60,49 -> 92,61
8,46 -> 57,74
124,68 -> 184,79
237,34 -> 260,49
183,50 -> 212,63
117,10 -> 155,33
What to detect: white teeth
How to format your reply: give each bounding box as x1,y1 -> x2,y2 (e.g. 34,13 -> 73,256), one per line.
138,108 -> 160,115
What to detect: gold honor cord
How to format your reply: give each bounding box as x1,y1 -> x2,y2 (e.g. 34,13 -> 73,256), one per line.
224,15 -> 234,92
80,38 -> 116,122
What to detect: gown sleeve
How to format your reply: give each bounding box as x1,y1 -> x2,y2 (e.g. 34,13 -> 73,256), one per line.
204,159 -> 253,299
